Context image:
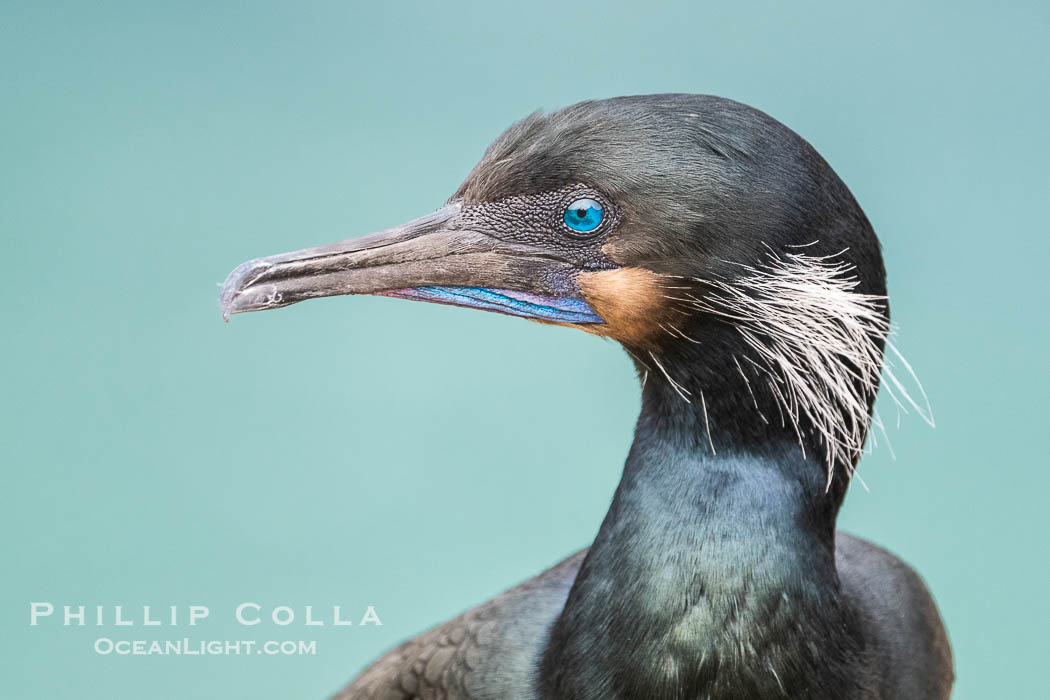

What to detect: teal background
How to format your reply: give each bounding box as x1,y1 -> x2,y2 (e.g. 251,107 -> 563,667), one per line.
2,1 -> 1046,698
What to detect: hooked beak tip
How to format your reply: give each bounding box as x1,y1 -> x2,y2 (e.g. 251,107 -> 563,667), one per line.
219,258 -> 274,321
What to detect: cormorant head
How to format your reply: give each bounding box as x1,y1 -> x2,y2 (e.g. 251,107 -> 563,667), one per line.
222,94 -> 904,485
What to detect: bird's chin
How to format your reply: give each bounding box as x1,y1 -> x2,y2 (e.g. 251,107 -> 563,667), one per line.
376,286 -> 604,324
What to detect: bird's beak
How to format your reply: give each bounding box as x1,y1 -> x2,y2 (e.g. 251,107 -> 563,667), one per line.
219,202 -> 603,325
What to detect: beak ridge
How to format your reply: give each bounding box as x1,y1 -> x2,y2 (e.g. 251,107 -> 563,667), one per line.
219,203 -> 604,325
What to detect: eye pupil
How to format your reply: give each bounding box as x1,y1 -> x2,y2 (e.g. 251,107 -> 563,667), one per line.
563,198 -> 604,234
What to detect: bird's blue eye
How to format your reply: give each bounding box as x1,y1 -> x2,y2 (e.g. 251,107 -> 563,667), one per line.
563,198 -> 604,234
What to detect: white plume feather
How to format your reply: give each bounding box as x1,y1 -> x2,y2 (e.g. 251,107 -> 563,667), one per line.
676,245 -> 932,483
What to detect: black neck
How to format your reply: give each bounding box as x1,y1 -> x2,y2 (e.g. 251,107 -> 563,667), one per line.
538,374 -> 866,699
632,316 -> 859,504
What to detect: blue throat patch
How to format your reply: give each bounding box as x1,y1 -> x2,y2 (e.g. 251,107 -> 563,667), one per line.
380,286 -> 603,324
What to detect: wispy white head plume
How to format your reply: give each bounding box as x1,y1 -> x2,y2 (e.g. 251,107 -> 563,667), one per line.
678,244 -> 933,484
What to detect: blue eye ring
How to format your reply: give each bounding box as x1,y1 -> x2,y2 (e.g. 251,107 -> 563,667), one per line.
562,197 -> 605,235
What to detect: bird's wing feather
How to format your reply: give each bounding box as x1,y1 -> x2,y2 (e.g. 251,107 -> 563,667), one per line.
331,549 -> 586,700
836,532 -> 954,699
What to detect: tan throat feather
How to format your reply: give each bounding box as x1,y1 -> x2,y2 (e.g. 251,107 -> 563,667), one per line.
671,245 -> 933,483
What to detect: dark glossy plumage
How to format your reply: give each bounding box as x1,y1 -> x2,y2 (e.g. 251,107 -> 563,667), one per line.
338,534 -> 950,700
222,94 -> 953,699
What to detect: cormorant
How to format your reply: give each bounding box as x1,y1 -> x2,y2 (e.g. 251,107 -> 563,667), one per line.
220,94 -> 953,699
